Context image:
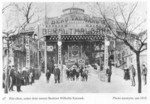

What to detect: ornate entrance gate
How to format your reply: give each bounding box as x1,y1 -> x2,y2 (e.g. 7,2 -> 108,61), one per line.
45,35 -> 104,69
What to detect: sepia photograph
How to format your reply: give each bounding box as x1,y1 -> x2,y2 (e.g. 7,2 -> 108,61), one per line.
2,1 -> 147,94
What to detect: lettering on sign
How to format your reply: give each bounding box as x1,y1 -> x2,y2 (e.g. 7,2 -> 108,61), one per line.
40,28 -> 110,36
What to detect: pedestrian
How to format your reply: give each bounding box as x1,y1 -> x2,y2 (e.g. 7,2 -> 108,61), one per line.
142,64 -> 147,85
81,66 -> 88,81
76,67 -> 80,81
46,70 -> 51,83
53,65 -> 60,83
15,68 -> 23,92
106,67 -> 112,82
79,66 -> 83,78
26,67 -> 30,85
7,66 -> 11,89
124,66 -> 130,80
130,65 -> 136,86
9,66 -> 16,91
22,67 -> 28,85
69,67 -> 73,81
66,69 -> 69,80
31,67 -> 35,84
72,65 -> 77,81
29,71 -> 33,85
3,69 -> 5,89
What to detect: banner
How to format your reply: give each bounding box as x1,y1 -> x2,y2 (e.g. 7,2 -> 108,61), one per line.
26,36 -> 30,68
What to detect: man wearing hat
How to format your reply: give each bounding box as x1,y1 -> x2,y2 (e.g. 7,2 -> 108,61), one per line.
16,68 -> 23,92
53,65 -> 60,83
106,67 -> 112,82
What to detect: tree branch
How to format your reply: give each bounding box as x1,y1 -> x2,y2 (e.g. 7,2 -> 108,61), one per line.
96,2 -> 124,41
124,40 -> 137,53
143,37 -> 147,43
118,3 -> 127,25
2,3 -> 14,14
126,2 -> 138,26
130,19 -> 146,32
140,46 -> 147,53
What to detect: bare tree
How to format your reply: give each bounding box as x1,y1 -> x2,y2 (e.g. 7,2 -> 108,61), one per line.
14,2 -> 35,32
94,2 -> 147,93
2,2 -> 37,93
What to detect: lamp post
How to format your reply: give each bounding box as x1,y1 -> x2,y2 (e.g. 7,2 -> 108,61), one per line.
57,33 -> 63,82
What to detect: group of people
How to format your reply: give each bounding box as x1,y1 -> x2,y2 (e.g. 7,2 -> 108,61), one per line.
45,64 -> 89,84
46,64 -> 61,84
3,66 -> 35,92
123,64 -> 147,86
66,65 -> 89,82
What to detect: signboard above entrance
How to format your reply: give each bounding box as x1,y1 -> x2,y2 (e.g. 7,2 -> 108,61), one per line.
40,27 -> 110,37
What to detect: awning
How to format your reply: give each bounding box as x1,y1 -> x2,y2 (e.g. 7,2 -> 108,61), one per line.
46,35 -> 104,42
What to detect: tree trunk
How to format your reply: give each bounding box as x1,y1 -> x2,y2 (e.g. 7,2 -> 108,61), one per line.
136,53 -> 142,93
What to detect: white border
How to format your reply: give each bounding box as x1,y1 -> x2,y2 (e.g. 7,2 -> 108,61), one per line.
0,0 -> 149,104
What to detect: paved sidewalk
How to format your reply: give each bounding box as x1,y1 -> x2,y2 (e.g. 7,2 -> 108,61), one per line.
8,67 -> 147,93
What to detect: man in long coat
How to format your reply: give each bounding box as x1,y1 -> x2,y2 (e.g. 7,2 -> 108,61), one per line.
46,70 -> 51,83
15,68 -> 23,92
53,65 -> 60,84
130,65 -> 136,86
106,68 -> 112,82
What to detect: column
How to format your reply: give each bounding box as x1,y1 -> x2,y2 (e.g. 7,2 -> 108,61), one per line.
100,37 -> 109,82
68,45 -> 69,59
37,40 -> 40,70
99,43 -> 101,80
44,41 -> 47,74
57,33 -> 62,82
37,24 -> 40,70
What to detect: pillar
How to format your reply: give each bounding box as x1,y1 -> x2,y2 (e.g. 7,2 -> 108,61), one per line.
44,41 -> 47,73
37,24 -> 40,70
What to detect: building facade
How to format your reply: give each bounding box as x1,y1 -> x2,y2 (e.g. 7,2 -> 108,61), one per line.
10,32 -> 39,70
6,7 -> 118,72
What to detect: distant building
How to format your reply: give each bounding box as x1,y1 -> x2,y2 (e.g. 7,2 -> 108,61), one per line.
115,31 -> 147,69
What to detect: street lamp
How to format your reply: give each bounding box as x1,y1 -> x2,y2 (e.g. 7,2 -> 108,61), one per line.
57,40 -> 62,47
105,40 -> 110,46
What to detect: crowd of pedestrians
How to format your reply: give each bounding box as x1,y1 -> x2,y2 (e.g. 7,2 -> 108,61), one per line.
45,64 -> 89,84
123,64 -> 147,87
45,64 -> 61,84
3,66 -> 37,92
65,64 -> 89,82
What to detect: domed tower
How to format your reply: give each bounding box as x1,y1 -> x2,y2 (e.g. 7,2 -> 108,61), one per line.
62,7 -> 85,15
